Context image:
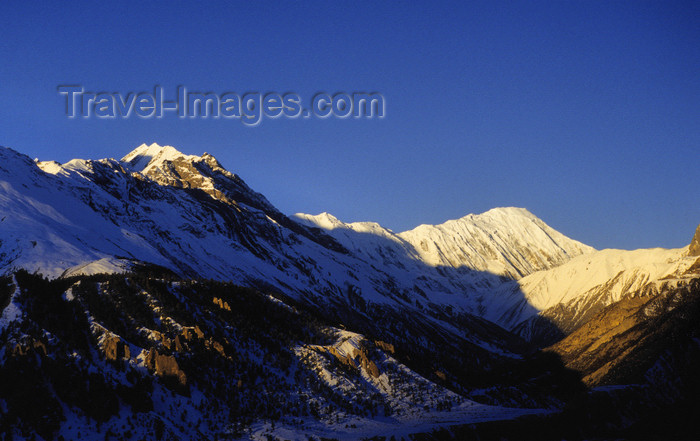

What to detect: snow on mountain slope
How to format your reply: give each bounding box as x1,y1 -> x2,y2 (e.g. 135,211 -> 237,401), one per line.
1,150 -> 170,276
121,144 -> 348,255
294,212 -> 423,270
120,143 -> 276,213
295,198 -> 700,344
5,142 -> 698,439
297,206 -> 697,341
508,245 -> 699,343
295,208 -> 596,329
1,270 -> 554,441
121,143 -> 198,174
398,207 -> 595,279
519,247 -> 693,311
3,145 -> 300,281
297,207 -> 593,281
2,144 -> 531,357
1,143 -> 599,343
61,257 -> 137,277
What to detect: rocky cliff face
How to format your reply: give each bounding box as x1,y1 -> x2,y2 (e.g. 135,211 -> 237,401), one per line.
546,278 -> 699,386
689,224 -> 700,256
545,276 -> 700,421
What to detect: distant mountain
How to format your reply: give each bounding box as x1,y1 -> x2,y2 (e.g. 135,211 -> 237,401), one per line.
398,207 -> 594,279
296,207 -> 593,280
295,207 -> 595,331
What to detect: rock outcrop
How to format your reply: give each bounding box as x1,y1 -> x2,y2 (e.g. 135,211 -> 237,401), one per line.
213,297 -> 231,311
10,336 -> 47,358
374,340 -> 395,354
689,224 -> 700,256
143,348 -> 187,387
181,326 -> 204,341
352,345 -> 380,378
102,335 -> 130,361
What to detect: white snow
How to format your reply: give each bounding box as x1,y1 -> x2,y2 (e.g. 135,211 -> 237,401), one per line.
121,143 -> 197,174
398,207 -> 595,278
62,257 -> 134,277
297,207 -> 594,280
518,246 -> 693,312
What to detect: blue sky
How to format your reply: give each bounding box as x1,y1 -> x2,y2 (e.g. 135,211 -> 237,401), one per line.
1,1 -> 698,249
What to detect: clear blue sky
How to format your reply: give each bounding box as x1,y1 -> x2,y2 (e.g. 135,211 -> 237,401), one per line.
1,1 -> 698,250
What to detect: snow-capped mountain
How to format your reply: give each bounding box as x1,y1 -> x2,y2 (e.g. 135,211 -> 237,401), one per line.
5,142 -> 695,344
295,207 -> 593,280
398,207 -> 594,279
1,143 -> 591,335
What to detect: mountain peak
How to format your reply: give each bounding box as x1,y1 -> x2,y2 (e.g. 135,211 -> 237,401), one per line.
478,206 -> 535,218
294,212 -> 344,230
398,207 -> 595,279
455,207 -> 537,226
120,143 -> 196,174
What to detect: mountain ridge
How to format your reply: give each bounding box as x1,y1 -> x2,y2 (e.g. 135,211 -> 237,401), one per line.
297,206 -> 594,281
3,144 -> 540,341
7,142 -> 691,339
5,143 -> 689,341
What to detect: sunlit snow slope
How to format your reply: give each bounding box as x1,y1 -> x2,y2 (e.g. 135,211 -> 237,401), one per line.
511,245 -> 699,343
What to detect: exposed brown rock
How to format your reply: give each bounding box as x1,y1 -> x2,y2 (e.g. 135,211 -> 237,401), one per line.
324,346 -> 355,369
315,340 -> 382,378
352,346 -> 381,378
11,337 -> 47,358
689,224 -> 700,256
686,257 -> 700,275
149,330 -> 173,350
374,340 -> 395,354
144,348 -> 187,386
173,335 -> 185,352
11,344 -> 24,357
33,340 -> 48,357
181,325 -> 205,341
365,359 -> 380,378
102,335 -> 130,361
205,338 -> 226,356
212,297 -> 232,311
181,328 -> 196,341
546,280 -> 700,387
